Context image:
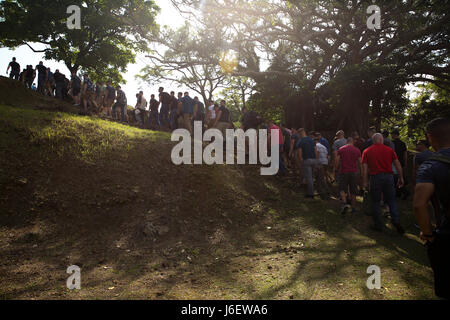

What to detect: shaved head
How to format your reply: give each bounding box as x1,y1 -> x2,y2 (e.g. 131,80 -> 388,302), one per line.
372,133 -> 384,144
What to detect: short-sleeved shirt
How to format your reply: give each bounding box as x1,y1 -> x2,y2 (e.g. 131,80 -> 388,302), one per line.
416,148 -> 450,232
332,138 -> 347,152
54,72 -> 65,84
218,106 -> 231,122
195,101 -> 205,114
208,105 -> 216,119
9,61 -> 20,73
150,98 -> 159,112
36,64 -> 47,76
316,143 -> 329,165
338,144 -> 361,174
137,97 -> 147,110
170,96 -> 178,111
25,67 -> 34,80
105,85 -> 115,99
116,90 -> 127,105
393,138 -> 407,165
159,92 -> 171,106
269,124 -> 283,145
414,150 -> 434,167
320,137 -> 331,153
362,143 -> 398,175
384,138 -> 395,151
296,136 -> 316,160
181,96 -> 195,114
84,78 -> 95,92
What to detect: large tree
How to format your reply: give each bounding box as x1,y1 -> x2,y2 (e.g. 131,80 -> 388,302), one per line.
170,0 -> 450,132
138,22 -> 230,104
0,0 -> 160,82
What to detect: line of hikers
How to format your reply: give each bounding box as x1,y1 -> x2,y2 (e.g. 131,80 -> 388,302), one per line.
7,57 -> 450,300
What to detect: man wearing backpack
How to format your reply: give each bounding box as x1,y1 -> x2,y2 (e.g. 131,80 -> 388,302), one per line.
414,118 -> 450,299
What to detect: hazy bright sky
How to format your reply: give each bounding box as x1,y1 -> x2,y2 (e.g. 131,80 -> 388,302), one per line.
0,1 -> 187,102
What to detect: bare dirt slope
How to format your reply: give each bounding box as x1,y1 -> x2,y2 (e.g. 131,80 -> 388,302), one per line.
0,77 -> 434,299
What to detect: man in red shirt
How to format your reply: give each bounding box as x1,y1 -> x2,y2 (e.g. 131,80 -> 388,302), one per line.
336,137 -> 361,214
362,133 -> 405,233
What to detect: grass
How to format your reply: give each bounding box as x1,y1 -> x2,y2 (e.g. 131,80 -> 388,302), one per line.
0,91 -> 436,300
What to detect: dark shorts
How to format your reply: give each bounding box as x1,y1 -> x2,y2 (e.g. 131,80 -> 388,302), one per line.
72,87 -> 81,96
338,172 -> 358,194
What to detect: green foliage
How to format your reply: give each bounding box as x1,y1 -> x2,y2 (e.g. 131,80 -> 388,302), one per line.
0,0 -> 160,82
138,22 -> 227,104
172,0 -> 450,134
405,83 -> 450,145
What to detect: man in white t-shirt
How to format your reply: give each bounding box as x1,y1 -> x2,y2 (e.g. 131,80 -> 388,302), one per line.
315,132 -> 330,196
135,91 -> 147,127
205,101 -> 217,128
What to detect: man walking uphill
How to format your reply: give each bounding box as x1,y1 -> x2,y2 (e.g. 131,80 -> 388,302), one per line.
296,129 -> 319,198
362,133 -> 405,234
336,137 -> 362,215
7,57 -> 20,80
35,61 -> 47,94
180,92 -> 195,135
414,118 -> 450,299
159,87 -> 171,129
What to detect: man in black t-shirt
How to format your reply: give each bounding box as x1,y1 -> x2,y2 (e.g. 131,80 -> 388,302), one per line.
169,91 -> 179,130
103,81 -> 115,117
70,71 -> 82,106
7,57 -> 20,80
35,61 -> 48,94
148,94 -> 160,129
414,118 -> 450,299
158,87 -> 171,129
24,65 -> 35,89
193,96 -> 205,131
241,107 -> 262,131
391,129 -> 410,199
213,100 -> 232,136
54,69 -> 66,99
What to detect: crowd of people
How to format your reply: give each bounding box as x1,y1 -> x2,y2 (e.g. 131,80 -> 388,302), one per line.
264,118 -> 450,299
6,57 -> 450,299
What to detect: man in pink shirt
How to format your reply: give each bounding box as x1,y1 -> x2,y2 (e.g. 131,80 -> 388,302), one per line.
335,137 -> 362,214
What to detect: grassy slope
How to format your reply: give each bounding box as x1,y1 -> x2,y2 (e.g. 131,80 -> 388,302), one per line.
0,78 -> 435,300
